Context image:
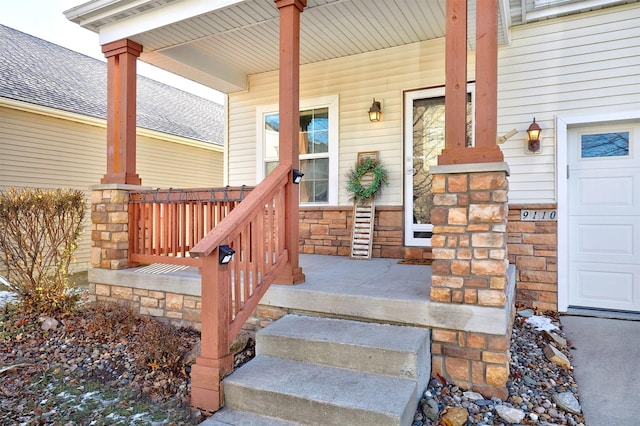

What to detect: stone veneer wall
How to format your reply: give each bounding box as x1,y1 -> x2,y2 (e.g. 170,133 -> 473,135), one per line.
299,206 -> 432,260
428,164 -> 512,399
89,281 -> 204,330
90,186 -> 134,270
507,204 -> 558,311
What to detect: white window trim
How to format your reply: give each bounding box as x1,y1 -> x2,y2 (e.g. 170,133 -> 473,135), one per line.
525,0 -> 626,22
256,95 -> 339,205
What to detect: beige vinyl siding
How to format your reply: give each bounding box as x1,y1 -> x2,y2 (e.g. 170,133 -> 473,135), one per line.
0,105 -> 223,272
229,2 -> 640,206
229,37 -> 478,207
496,2 -> 640,203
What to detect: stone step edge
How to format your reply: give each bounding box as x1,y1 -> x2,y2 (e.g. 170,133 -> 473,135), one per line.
256,314 -> 431,381
223,356 -> 419,425
204,407 -> 302,426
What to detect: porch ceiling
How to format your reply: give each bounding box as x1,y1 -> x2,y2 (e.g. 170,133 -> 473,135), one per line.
65,0 -> 640,93
66,0 -> 515,94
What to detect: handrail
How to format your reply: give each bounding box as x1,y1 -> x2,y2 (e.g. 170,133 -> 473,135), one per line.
190,164 -> 288,259
189,164 -> 290,411
128,186 -> 252,267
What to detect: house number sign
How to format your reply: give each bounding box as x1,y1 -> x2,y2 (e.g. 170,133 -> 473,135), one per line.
520,209 -> 557,221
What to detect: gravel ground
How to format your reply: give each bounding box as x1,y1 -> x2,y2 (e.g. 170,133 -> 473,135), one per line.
414,309 -> 585,425
1,295 -> 581,426
1,300 -> 206,425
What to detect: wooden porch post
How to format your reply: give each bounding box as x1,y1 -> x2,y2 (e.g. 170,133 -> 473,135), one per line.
438,0 -> 503,165
430,1 -> 511,400
190,254 -> 233,412
274,0 -> 306,285
439,0 -> 468,164
101,39 -> 142,185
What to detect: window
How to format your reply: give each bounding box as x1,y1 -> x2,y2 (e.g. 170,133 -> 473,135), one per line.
581,132 -> 630,158
257,95 -> 338,205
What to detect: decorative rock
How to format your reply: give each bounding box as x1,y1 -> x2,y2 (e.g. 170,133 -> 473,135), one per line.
462,391 -> 484,401
553,392 -> 582,415
182,341 -> 200,365
495,405 -> 525,423
230,330 -> 251,355
412,312 -> 584,426
421,398 -> 439,421
517,309 -> 534,318
41,317 -> 59,331
544,330 -> 567,349
440,407 -> 468,426
543,344 -> 571,369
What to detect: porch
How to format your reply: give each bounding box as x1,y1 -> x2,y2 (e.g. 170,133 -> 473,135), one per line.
75,0 -> 516,414
90,254 -> 515,334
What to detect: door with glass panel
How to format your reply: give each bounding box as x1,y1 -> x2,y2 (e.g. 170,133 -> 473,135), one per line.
404,87 -> 473,246
567,122 -> 640,312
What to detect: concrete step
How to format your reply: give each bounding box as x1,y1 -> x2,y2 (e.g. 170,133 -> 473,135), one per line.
257,314 -> 431,385
208,314 -> 432,425
222,356 -> 419,426
201,407 -> 301,425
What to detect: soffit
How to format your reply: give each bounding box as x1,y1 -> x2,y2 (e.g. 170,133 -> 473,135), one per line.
67,0 -> 514,93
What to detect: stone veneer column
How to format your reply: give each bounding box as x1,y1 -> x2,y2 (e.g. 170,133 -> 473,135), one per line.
90,184 -> 146,270
429,162 -> 512,399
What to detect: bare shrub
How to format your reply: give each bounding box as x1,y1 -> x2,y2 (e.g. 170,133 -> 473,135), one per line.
84,301 -> 139,341
133,320 -> 184,371
0,188 -> 85,313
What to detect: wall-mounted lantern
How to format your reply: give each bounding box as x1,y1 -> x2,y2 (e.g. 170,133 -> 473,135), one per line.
526,118 -> 542,153
368,98 -> 382,122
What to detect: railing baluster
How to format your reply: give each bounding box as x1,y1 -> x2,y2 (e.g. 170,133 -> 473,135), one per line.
276,186 -> 285,257
127,186 -> 253,266
167,197 -> 171,256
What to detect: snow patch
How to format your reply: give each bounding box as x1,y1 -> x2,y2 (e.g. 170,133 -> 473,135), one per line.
525,315 -> 559,331
0,290 -> 18,308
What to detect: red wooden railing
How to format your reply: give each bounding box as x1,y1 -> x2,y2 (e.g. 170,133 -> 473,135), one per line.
128,186 -> 252,267
188,164 -> 290,411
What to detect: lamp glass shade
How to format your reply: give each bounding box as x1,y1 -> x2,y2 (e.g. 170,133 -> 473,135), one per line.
527,119 -> 541,141
526,118 -> 542,153
368,99 -> 381,122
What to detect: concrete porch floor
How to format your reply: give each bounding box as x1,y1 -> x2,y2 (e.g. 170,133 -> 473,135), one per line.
262,254 -> 515,335
260,254 -> 432,327
93,254 -> 514,335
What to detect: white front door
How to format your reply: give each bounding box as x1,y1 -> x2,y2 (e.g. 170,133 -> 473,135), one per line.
568,122 -> 640,312
403,86 -> 474,246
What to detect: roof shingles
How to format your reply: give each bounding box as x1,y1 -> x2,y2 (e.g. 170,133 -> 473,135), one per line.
0,24 -> 223,145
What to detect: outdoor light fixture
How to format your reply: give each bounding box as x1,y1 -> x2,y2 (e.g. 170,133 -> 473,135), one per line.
218,245 -> 235,265
368,98 -> 382,122
526,118 -> 542,153
292,169 -> 304,184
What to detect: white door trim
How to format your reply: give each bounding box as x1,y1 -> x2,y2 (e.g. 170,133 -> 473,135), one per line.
403,84 -> 475,247
556,110 -> 640,312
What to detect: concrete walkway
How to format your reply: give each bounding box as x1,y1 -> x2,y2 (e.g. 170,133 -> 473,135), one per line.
561,315 -> 640,426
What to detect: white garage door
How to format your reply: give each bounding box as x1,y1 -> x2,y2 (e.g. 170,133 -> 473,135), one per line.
568,122 -> 640,312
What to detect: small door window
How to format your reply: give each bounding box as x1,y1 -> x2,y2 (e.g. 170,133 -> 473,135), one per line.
580,132 -> 629,158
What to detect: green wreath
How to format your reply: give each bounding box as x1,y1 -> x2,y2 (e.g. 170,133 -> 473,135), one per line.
346,158 -> 388,201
